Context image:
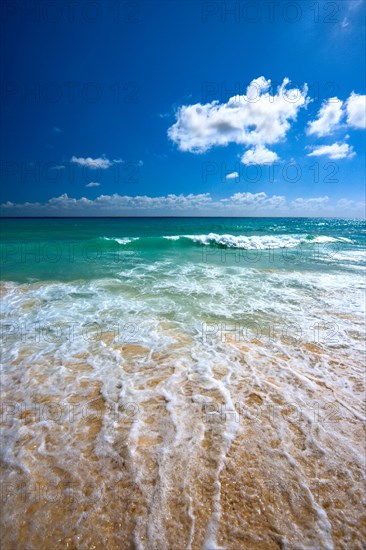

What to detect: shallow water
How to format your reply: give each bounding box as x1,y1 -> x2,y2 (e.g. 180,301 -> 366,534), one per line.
1,217 -> 365,549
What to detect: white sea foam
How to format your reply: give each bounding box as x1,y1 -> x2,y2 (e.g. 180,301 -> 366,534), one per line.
1,258 -> 365,549
99,233 -> 355,250
162,233 -> 354,249
310,235 -> 352,243
102,236 -> 139,244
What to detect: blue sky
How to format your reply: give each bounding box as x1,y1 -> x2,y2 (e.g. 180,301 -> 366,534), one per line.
1,0 -> 365,216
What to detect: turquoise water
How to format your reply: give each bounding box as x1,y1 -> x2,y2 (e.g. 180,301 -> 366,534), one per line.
1,217 -> 366,549
1,217 -> 365,281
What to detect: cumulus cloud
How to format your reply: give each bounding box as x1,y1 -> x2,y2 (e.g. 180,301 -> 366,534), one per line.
306,98 -> 344,137
2,191 -> 282,215
307,142 -> 355,159
169,78 -> 364,166
225,172 -> 239,179
85,182 -> 100,188
241,145 -> 279,165
3,191 -> 363,217
70,155 -> 113,169
168,77 -> 309,154
345,93 -> 366,129
307,92 -> 366,137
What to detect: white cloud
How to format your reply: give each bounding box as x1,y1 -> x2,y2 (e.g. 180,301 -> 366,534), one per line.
3,191 -> 363,217
336,198 -> 354,209
226,172 -> 239,179
85,182 -> 100,188
168,77 -> 309,153
336,198 -> 366,213
241,145 -> 279,165
307,98 -> 344,137
70,155 -> 113,169
345,93 -> 366,129
307,142 -> 355,159
291,196 -> 329,210
1,191 -> 285,215
307,92 -> 366,137
227,192 -> 286,209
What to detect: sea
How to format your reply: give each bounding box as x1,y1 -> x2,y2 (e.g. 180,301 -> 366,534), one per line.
1,217 -> 365,549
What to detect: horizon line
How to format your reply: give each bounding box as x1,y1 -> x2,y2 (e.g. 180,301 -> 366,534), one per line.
1,216 -> 364,220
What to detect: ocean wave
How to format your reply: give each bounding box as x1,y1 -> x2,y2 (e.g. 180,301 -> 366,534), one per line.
98,233 -> 355,251
101,237 -> 139,245
162,233 -> 354,249
305,235 -> 353,244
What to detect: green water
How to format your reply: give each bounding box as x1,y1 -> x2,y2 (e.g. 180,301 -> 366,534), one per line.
1,217 -> 364,282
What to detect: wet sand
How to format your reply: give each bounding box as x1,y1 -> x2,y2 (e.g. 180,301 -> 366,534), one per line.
1,318 -> 365,550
